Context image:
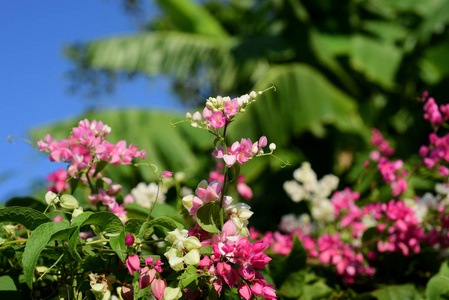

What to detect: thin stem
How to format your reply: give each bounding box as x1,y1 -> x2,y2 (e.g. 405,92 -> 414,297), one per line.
1,238 -> 28,246
38,253 -> 65,281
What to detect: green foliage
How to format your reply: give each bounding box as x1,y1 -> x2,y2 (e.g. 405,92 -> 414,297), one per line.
426,260 -> 449,300
0,206 -> 51,231
371,284 -> 421,300
137,216 -> 179,239
196,201 -> 221,233
22,220 -> 69,288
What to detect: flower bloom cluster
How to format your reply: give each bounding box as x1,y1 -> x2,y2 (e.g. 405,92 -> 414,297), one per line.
213,136 -> 275,167
38,119 -> 147,222
37,119 -> 146,190
186,91 -> 261,130
192,221 -> 276,300
283,162 -> 339,225
38,120 -> 146,174
125,254 -> 167,300
366,129 -> 408,196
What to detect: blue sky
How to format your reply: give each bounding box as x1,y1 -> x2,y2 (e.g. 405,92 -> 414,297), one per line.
0,1 -> 184,202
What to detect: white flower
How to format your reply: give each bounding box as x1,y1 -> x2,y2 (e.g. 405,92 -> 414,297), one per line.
293,162 -> 318,191
225,203 -> 253,236
45,191 -> 59,206
164,287 -> 183,300
283,180 -> 306,202
131,182 -> 166,208
71,207 -> 84,220
311,200 -> 335,223
59,194 -> 79,210
317,174 -> 339,198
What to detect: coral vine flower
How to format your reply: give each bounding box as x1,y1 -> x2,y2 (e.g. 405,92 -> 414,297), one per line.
151,278 -> 166,300
125,233 -> 134,246
125,255 -> 140,275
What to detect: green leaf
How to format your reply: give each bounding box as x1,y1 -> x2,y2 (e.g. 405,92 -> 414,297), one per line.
349,35 -> 402,90
81,211 -> 124,236
5,197 -> 47,212
371,284 -> 421,300
50,227 -> 77,241
0,206 -> 51,230
275,234 -> 307,285
0,275 -> 21,297
93,160 -> 108,177
22,220 -> 70,288
138,216 -> 179,239
125,219 -> 145,235
278,270 -> 305,298
0,275 -> 17,291
426,261 -> 449,300
69,176 -> 80,194
71,211 -> 95,227
109,230 -> 127,262
180,265 -> 199,287
196,201 -> 221,234
199,245 -> 213,256
301,279 -> 333,300
154,0 -> 229,37
284,234 -> 307,271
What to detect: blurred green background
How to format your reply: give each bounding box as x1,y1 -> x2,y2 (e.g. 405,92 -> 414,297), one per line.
7,0 -> 449,230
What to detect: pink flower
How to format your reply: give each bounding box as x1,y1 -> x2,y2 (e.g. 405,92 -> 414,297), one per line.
151,278 -> 166,300
162,170 -> 173,178
224,98 -> 240,117
237,182 -> 253,200
125,233 -> 134,246
126,255 -> 140,275
139,266 -> 156,289
52,216 -> 63,222
238,283 -> 252,300
209,110 -> 226,128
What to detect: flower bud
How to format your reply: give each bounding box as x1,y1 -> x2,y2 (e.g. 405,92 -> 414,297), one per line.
59,194 -> 79,210
192,111 -> 201,121
183,236 -> 202,251
164,247 -> 185,271
183,249 -> 200,266
182,194 -> 194,210
45,191 -> 59,205
269,143 -> 277,151
164,287 -> 182,300
249,91 -> 257,98
2,225 -> 16,239
186,112 -> 192,119
71,207 -> 84,220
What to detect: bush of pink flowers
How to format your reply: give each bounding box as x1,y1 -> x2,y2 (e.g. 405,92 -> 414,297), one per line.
1,90 -> 449,299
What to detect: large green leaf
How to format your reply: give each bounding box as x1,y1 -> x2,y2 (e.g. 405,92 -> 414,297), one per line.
371,284 -> 421,300
154,0 -> 229,37
349,35 -> 402,89
426,260 -> 449,300
66,31 -> 240,93
0,206 -> 51,231
230,63 -> 368,143
22,220 -> 70,288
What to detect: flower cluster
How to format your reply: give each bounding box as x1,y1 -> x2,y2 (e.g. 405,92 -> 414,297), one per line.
195,221 -> 276,300
283,162 -> 339,225
213,136 -> 276,167
186,92 -> 261,130
124,254 -> 166,300
366,129 -> 408,196
38,119 -> 146,179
